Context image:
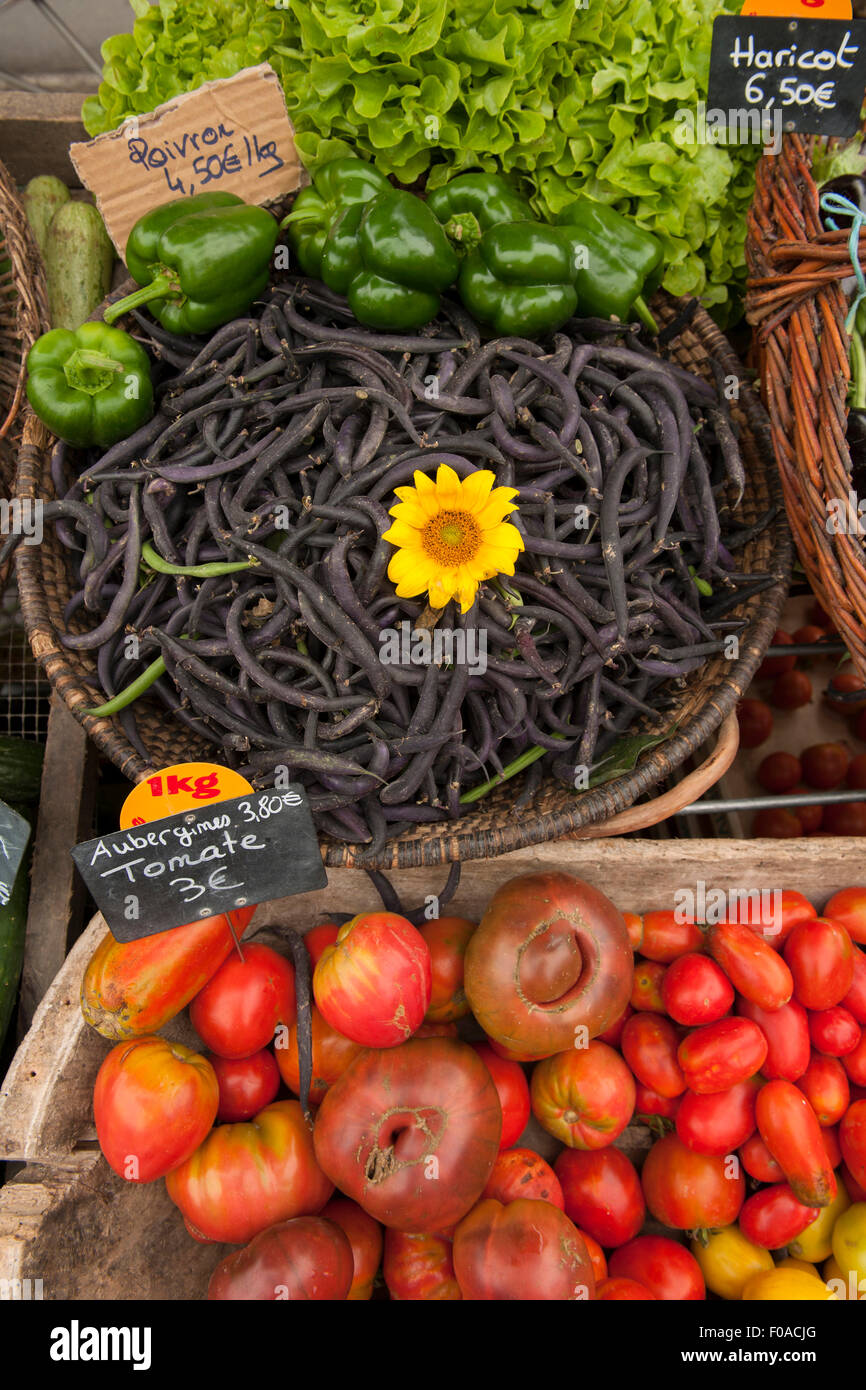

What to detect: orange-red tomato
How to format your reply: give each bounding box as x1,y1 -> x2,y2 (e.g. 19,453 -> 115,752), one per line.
576,1230 -> 607,1285
94,1036 -> 218,1184
530,1041 -> 636,1150
809,1006 -> 861,1057
756,751 -> 802,793
596,1002 -> 633,1048
736,997 -> 810,1081
801,742 -> 851,790
166,1099 -> 333,1244
797,1053 -> 850,1127
843,949 -> 866,1022
383,1229 -> 461,1300
275,1004 -> 365,1106
739,1132 -> 784,1183
304,922 -> 340,970
739,1184 -> 820,1250
190,942 -> 296,1060
675,1077 -> 761,1156
661,953 -> 734,1026
555,1147 -> 645,1248
843,1032 -> 866,1087
482,1147 -> 565,1209
639,911 -> 703,963
677,1017 -> 768,1095
320,1196 -> 383,1301
622,912 -> 644,951
770,670 -> 813,710
822,889 -> 866,946
630,959 -> 668,1013
620,1013 -> 686,1098
634,1081 -> 681,1121
608,1235 -> 705,1300
208,1048 -> 280,1122
841,1100 -> 866,1191
207,1216 -> 354,1301
418,916 -> 477,1022
596,1276 -> 657,1300
737,698 -> 774,749
755,1080 -> 837,1208
314,911 -> 432,1047
705,920 -> 794,1011
640,1134 -> 745,1231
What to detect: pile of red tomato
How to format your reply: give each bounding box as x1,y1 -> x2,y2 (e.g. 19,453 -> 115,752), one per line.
84,872 -> 866,1301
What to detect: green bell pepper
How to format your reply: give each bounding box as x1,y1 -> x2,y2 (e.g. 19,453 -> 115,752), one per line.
426,171 -> 534,251
281,157 -> 391,278
458,221 -> 579,339
322,189 -> 461,332
103,192 -> 278,336
26,320 -> 154,449
555,201 -> 664,334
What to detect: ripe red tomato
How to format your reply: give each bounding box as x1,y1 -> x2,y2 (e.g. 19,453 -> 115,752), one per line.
821,1124 -> 842,1169
207,1216 -> 354,1301
304,923 -> 340,970
596,1276 -> 656,1300
630,959 -> 668,1013
843,1031 -> 866,1086
738,1184 -> 820,1250
755,1080 -> 837,1207
801,742 -> 851,790
756,751 -> 802,793
792,624 -> 828,658
770,670 -> 813,710
640,1134 -> 745,1231
320,1196 -> 383,1301
190,943 -> 296,1060
739,1132 -> 784,1183
840,1100 -> 866,1191
809,1006 -> 861,1057
823,802 -> 866,836
634,1082 -> 681,1121
737,698 -> 774,749
719,889 -> 816,948
784,918 -> 856,1010
752,808 -> 803,838
554,1147 -> 645,1248
94,1036 -> 218,1184
846,755 -> 866,789
208,1048 -> 280,1122
796,1053 -> 850,1126
784,789 -> 824,835
622,912 -> 644,951
452,1198 -> 596,1301
577,1230 -> 607,1285
675,1077 -> 761,1156
471,1041 -> 531,1150
530,1041 -> 636,1150
275,1004 -> 365,1107
482,1148 -> 565,1209
608,1235 -> 705,1300
383,1230 -> 461,1301
677,1017 -> 768,1094
313,1038 -> 501,1232
661,953 -> 734,1026
736,998 -> 810,1081
620,1013 -> 686,1098
165,1099 -> 333,1244
827,672 -> 866,716
843,948 -> 866,1021
639,910 -> 703,963
705,920 -> 793,1011
596,1002 -> 633,1048
313,911 -> 432,1047
823,889 -> 866,946
757,630 -> 796,679
418,916 -> 476,1022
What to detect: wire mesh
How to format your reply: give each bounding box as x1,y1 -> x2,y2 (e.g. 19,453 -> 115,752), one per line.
0,579 -> 51,740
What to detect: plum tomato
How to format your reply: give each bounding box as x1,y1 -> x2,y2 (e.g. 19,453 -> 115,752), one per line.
756,751 -> 802,793
770,670 -> 813,710
783,918 -> 856,1011
809,1006 -> 861,1057
797,1054 -> 851,1127
471,1041 -> 531,1150
737,698 -> 774,749
800,742 -> 851,791
620,1013 -> 686,1098
661,953 -> 734,1026
823,889 -> 866,947
738,1184 -> 820,1250
630,959 -> 668,1013
677,1017 -> 768,1094
739,1133 -> 784,1184
554,1147 -> 645,1248
639,910 -> 703,963
675,1077 -> 761,1157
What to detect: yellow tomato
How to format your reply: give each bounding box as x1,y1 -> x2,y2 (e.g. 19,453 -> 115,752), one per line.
778,1257 -> 819,1277
822,1255 -> 851,1300
789,1179 -> 850,1264
742,1269 -> 837,1301
830,1202 -> 866,1288
690,1227 -> 773,1301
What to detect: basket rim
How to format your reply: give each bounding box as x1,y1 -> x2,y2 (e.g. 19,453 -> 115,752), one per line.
14,288 -> 793,869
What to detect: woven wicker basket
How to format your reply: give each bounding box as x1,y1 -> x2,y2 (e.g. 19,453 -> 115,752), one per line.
14,289 -> 792,869
0,158 -> 49,495
746,123 -> 866,680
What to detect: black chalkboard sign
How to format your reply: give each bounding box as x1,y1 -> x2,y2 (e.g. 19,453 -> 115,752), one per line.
71,784 -> 327,941
0,800 -> 30,908
708,17 -> 866,138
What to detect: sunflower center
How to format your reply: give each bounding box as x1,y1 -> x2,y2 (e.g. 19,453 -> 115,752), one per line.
421,510 -> 481,566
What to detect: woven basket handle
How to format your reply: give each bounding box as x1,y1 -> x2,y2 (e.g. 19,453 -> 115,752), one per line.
568,712 -> 739,840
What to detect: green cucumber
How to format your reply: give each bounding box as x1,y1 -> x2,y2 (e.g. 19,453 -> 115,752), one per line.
23,175 -> 70,259
0,736 -> 45,805
0,803 -> 32,1052
44,200 -> 114,330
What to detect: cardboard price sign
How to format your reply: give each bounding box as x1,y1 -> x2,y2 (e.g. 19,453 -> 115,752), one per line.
70,64 -> 306,255
0,800 -> 30,908
708,17 -> 866,136
71,784 -> 327,941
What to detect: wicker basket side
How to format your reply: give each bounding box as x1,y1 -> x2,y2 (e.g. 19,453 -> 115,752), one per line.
0,159 -> 49,483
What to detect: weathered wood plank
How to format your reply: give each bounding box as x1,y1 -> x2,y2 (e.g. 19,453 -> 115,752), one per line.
0,93 -> 89,186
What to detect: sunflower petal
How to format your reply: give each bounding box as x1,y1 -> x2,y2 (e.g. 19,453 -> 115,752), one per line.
458,469 -> 495,513
382,520 -> 424,548
433,464 -> 463,508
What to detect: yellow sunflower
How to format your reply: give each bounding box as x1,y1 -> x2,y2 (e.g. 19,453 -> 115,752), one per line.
382,464 -> 524,614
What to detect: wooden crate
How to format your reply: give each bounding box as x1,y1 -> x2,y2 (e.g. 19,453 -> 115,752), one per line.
0,836 -> 862,1301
